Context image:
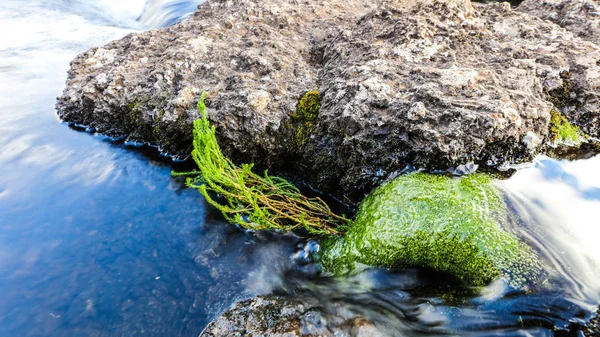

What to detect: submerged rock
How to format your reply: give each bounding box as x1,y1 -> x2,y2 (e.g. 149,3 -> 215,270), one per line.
199,296 -> 384,337
320,173 -> 543,287
57,0 -> 600,201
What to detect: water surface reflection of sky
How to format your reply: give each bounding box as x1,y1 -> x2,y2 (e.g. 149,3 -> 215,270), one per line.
501,155 -> 600,309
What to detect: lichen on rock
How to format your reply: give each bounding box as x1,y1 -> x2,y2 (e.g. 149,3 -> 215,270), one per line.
319,173 -> 544,287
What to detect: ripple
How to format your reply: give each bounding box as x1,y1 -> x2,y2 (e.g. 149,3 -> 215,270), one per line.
499,155 -> 600,305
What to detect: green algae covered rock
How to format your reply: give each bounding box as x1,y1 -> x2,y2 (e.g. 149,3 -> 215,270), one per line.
550,109 -> 588,146
320,173 -> 543,287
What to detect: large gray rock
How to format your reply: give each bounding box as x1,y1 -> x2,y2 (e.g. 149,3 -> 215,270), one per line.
199,296 -> 384,337
57,0 -> 600,201
56,0 -> 376,164
516,0 -> 600,155
302,0 -> 600,198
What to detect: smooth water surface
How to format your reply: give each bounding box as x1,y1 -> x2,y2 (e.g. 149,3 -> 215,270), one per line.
0,0 -> 598,336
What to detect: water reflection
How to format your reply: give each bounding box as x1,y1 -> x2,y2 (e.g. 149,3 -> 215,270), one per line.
500,156 -> 600,308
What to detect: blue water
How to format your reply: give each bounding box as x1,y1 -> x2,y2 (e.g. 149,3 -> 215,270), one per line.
0,1 -> 598,336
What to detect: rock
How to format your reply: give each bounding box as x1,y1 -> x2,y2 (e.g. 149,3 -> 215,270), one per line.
56,0 -> 377,165
57,0 -> 600,202
519,0 -> 600,45
518,0 -> 600,154
305,0 -> 600,200
199,296 -> 384,337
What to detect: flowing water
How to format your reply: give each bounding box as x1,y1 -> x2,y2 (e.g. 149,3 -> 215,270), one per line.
0,0 -> 598,336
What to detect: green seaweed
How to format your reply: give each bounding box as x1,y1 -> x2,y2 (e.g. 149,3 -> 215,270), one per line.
173,93 -> 544,287
172,92 -> 349,235
319,173 -> 543,287
550,109 -> 587,145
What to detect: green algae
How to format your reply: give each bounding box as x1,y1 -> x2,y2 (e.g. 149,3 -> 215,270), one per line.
291,91 -> 320,148
319,173 -> 543,287
293,90 -> 321,122
550,109 -> 587,145
543,72 -> 589,146
173,92 -> 349,235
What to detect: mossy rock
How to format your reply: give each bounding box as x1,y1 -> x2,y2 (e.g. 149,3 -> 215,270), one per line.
293,90 -> 321,122
550,109 -> 587,145
291,91 -> 321,148
319,173 -> 543,287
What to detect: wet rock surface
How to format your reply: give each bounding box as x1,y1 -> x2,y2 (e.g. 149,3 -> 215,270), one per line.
57,0 -> 600,201
201,296 -> 600,336
199,296 -> 384,337
585,308 -> 600,336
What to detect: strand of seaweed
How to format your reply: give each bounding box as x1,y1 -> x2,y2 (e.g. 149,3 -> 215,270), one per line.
173,92 -> 350,235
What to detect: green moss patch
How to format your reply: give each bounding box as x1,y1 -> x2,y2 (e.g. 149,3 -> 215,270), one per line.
550,109 -> 587,145
291,91 -> 321,148
294,90 -> 321,122
319,173 -> 543,287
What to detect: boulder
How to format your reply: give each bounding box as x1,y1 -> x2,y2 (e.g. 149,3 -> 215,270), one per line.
56,0 -> 376,166
57,0 -> 600,202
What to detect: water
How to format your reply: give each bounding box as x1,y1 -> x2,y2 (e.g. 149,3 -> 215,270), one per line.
0,0 -> 598,336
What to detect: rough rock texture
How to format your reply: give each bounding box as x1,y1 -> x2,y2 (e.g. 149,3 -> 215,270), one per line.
56,0 -> 377,168
57,0 -> 600,202
519,0 -> 600,45
199,296 -> 384,337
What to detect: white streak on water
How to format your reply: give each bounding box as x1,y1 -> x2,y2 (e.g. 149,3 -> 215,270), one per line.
139,0 -> 205,28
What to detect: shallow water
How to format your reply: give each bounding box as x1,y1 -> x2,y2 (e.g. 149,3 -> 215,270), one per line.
0,0 -> 598,336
